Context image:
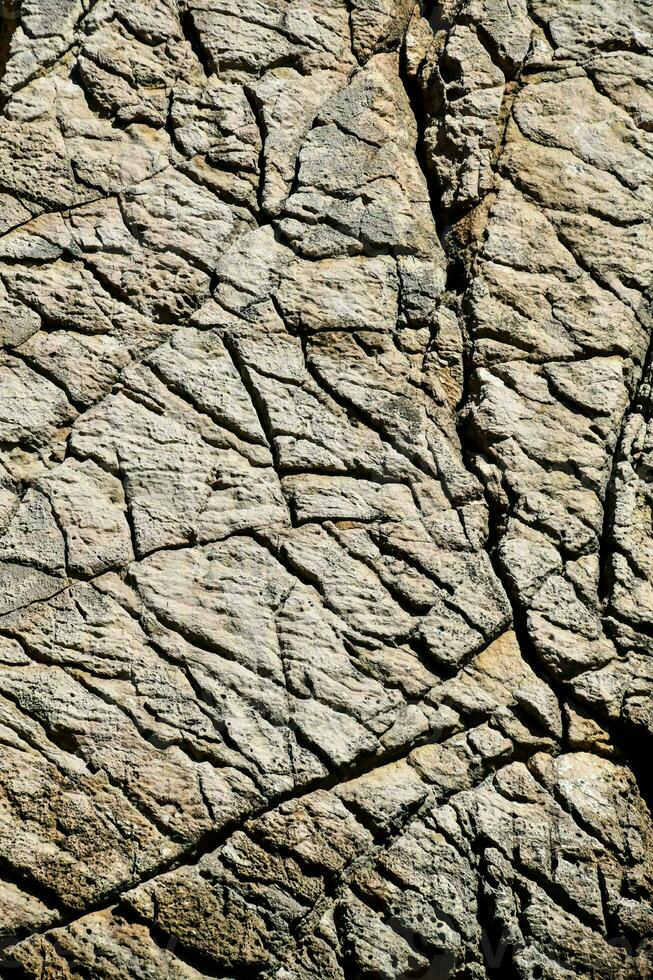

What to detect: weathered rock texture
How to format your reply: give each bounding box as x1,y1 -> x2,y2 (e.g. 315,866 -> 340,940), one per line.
0,0 -> 651,977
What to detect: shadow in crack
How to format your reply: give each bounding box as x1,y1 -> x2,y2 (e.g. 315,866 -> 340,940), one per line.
0,0 -> 17,85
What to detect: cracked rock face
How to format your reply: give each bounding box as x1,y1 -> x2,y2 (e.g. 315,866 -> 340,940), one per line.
0,0 -> 651,977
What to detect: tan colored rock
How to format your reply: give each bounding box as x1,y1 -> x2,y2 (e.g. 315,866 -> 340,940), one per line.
0,0 -> 651,976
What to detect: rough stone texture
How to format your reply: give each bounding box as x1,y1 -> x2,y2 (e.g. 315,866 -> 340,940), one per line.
0,1 -> 651,978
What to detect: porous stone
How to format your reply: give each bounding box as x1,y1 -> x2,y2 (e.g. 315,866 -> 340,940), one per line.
0,1 -> 651,977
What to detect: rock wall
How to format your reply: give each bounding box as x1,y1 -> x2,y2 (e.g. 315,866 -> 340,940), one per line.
0,1 -> 651,977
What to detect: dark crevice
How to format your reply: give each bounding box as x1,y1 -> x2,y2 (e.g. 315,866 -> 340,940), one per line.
0,1 -> 18,91
524,0 -> 557,54
598,300 -> 653,605
179,7 -> 213,77
344,0 -> 362,68
398,30 -> 445,240
243,85 -> 267,220
596,420 -> 624,606
475,857 -> 520,978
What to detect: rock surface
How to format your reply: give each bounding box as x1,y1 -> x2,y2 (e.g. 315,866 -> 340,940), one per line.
0,0 -> 651,977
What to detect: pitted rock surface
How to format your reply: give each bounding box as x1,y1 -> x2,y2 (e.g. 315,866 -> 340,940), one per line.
0,1 -> 651,978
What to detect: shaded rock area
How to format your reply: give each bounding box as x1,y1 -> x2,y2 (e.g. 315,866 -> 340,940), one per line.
0,0 -> 651,977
